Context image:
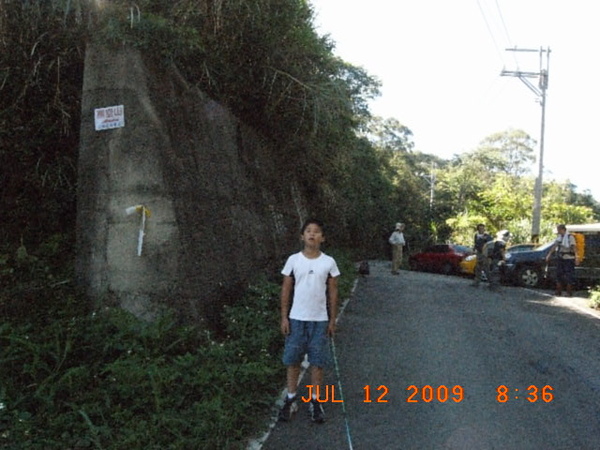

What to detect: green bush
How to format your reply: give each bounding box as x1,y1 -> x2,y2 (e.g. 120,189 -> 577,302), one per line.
589,285 -> 600,310
0,280 -> 285,449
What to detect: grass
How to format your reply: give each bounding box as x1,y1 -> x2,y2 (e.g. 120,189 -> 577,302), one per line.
589,285 -> 600,310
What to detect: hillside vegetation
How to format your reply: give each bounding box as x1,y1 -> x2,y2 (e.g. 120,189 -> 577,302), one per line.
1,1 -> 599,447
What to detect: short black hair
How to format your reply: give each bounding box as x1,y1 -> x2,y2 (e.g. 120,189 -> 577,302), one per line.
301,218 -> 324,234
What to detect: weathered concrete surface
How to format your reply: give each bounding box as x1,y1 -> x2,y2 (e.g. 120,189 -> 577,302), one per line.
76,44 -> 306,324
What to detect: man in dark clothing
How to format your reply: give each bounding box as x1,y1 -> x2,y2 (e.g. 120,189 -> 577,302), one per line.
546,224 -> 579,297
471,224 -> 493,287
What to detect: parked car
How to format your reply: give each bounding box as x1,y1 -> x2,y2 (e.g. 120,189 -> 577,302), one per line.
459,254 -> 478,276
459,243 -> 538,278
409,244 -> 473,275
501,223 -> 600,288
500,241 -> 555,287
506,243 -> 539,254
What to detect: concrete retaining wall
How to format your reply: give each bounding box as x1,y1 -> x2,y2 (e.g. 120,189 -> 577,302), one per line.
76,44 -> 306,325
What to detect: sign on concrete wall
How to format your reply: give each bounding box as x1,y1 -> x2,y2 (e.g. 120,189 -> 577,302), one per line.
94,105 -> 125,131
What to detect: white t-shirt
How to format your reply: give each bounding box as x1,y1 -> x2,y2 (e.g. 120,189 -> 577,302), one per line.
281,251 -> 341,321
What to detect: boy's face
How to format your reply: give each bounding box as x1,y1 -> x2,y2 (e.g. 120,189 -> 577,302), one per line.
301,223 -> 325,249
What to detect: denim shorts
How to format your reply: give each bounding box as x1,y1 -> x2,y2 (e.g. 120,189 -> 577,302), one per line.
282,319 -> 331,368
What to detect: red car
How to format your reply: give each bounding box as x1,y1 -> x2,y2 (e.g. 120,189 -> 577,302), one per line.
408,244 -> 473,275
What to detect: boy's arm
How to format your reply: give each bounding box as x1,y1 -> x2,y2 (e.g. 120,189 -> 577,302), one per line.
280,275 -> 294,335
327,276 -> 339,337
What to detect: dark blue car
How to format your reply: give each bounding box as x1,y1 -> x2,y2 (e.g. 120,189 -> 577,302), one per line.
500,242 -> 555,287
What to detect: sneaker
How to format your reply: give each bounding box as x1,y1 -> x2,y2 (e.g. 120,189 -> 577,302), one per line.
309,399 -> 325,423
278,395 -> 298,422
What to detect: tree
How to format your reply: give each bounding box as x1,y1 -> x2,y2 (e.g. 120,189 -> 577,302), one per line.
436,156 -> 483,212
362,116 -> 414,153
476,128 -> 536,178
362,117 -> 454,246
477,174 -> 534,227
542,181 -> 596,226
440,129 -> 535,217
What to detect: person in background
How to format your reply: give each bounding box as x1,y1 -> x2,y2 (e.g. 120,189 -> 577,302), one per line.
546,224 -> 579,297
471,223 -> 493,287
388,222 -> 406,275
485,230 -> 511,291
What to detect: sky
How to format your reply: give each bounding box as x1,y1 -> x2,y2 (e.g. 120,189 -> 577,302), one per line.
310,0 -> 600,200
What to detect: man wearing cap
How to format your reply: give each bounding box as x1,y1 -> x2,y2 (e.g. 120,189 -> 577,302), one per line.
546,224 -> 579,297
388,223 -> 406,275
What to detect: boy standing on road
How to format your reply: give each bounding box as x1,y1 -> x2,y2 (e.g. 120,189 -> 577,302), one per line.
278,218 -> 340,424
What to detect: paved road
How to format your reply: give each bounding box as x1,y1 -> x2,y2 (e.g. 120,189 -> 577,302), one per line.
258,261 -> 600,449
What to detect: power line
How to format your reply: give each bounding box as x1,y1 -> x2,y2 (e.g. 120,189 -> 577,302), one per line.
493,0 -> 519,68
494,0 -> 512,45
476,0 -> 505,64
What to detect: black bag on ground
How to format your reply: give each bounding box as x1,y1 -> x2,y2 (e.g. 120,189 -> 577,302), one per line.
358,260 -> 370,275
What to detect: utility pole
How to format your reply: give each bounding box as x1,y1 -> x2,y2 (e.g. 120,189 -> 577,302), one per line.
427,162 -> 436,211
501,47 -> 550,243
418,162 -> 436,211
